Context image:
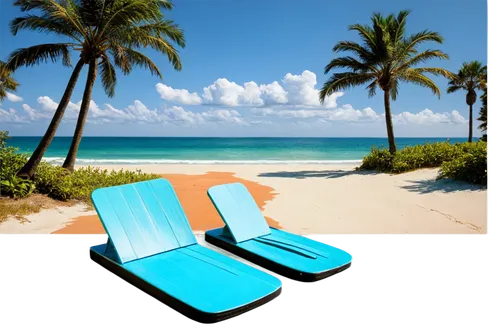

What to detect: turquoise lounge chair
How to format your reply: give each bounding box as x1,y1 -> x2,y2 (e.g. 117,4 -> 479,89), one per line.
89,179 -> 281,323
205,183 -> 352,282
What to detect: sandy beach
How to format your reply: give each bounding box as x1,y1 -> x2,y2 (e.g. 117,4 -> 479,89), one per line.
0,163 -> 487,234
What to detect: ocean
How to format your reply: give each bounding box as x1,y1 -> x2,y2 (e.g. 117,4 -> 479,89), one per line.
7,137 -> 469,165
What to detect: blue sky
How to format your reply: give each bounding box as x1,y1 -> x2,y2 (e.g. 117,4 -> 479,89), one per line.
0,0 -> 487,137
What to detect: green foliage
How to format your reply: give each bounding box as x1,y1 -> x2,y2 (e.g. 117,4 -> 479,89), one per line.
439,143 -> 487,185
1,142 -> 160,201
0,130 -> 11,149
0,176 -> 35,198
0,61 -> 20,101
360,141 -> 487,185
33,164 -> 161,201
478,88 -> 487,132
320,11 -> 453,103
0,142 -> 35,198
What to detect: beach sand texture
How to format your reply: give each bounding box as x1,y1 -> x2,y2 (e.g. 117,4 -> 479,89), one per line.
0,164 -> 486,234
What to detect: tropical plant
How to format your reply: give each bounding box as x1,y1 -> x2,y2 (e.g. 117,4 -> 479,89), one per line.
478,88 -> 487,133
8,0 -> 185,177
319,10 -> 453,153
447,61 -> 487,143
0,60 -> 20,102
0,130 -> 11,149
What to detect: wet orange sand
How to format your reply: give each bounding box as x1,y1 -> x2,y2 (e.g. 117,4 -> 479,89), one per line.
52,172 -> 280,234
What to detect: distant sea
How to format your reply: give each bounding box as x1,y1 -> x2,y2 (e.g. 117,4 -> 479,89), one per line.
8,137 -> 469,165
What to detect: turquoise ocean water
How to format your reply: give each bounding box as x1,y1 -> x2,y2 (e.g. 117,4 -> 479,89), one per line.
8,137 -> 469,165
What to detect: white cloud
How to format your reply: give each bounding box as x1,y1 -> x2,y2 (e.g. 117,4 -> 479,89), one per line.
15,96 -> 249,127
281,70 -> 342,108
156,70 -> 342,108
252,104 -> 467,126
31,96 -> 80,120
5,92 -> 23,102
156,83 -> 202,105
393,109 -> 467,125
201,109 -> 248,125
253,104 -> 381,122
0,107 -> 27,123
7,90 -> 468,135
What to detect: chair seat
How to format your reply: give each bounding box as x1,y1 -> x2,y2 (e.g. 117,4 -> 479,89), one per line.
91,243 -> 281,315
206,227 -> 352,281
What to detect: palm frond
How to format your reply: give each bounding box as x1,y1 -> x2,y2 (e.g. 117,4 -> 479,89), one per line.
99,54 -> 117,97
477,88 -> 487,132
332,41 -> 374,63
14,0 -> 87,38
98,0 -> 162,38
157,0 -> 174,10
390,79 -> 399,100
7,43 -> 72,70
108,43 -> 132,74
366,80 -> 378,98
397,49 -> 449,70
404,30 -> 444,50
393,10 -> 411,42
411,67 -> 455,79
116,32 -> 182,70
372,19 -> 392,60
348,24 -> 376,50
447,61 -> 487,94
319,72 -> 375,103
446,85 -> 464,94
123,49 -> 162,78
14,0 -> 50,12
324,56 -> 376,73
10,14 -> 83,42
145,20 -> 186,48
0,61 -> 20,101
401,70 -> 441,98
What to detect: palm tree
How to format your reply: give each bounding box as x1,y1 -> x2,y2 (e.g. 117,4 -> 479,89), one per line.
319,10 -> 453,153
8,0 -> 184,177
447,61 -> 487,142
477,87 -> 487,135
0,60 -> 20,102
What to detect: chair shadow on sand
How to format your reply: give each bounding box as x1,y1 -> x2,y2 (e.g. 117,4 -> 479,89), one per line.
400,178 -> 486,194
257,169 -> 378,179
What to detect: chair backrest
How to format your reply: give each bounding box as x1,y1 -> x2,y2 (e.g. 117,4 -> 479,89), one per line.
208,183 -> 271,243
91,178 -> 197,263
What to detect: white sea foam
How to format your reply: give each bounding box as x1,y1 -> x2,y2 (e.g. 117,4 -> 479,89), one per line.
42,157 -> 362,165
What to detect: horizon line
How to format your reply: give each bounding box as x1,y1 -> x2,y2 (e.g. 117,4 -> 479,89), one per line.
8,136 -> 473,139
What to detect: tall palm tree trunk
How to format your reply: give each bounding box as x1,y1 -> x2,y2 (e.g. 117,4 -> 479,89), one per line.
468,104 -> 473,143
62,59 -> 98,171
17,59 -> 85,179
383,89 -> 397,154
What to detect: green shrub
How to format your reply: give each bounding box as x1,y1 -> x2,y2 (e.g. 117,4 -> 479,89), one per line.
34,164 -> 161,201
439,142 -> 487,185
0,145 -> 34,198
1,141 -> 161,201
359,141 -> 487,185
358,147 -> 394,172
0,130 -> 10,149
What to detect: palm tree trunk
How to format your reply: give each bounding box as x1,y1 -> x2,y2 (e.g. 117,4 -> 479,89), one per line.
383,89 -> 397,154
62,59 -> 98,171
17,59 -> 85,179
468,104 -> 473,143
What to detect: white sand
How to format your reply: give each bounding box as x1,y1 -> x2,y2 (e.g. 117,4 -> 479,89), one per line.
0,163 -> 487,234
92,163 -> 488,234
0,203 -> 94,234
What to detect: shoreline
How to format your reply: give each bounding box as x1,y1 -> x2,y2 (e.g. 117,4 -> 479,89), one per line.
0,163 -> 487,234
42,159 -> 364,165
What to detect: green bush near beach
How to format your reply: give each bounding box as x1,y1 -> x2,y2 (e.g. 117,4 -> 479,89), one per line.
0,140 -> 160,200
359,141 -> 487,185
